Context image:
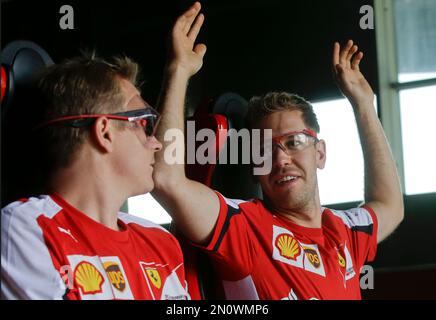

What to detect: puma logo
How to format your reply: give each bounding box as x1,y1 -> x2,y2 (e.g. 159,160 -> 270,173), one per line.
58,227 -> 78,243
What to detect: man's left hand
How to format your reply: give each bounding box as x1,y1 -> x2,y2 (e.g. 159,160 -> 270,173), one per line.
332,40 -> 374,107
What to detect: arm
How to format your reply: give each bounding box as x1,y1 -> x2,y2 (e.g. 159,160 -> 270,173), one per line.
152,2 -> 220,245
332,40 -> 404,243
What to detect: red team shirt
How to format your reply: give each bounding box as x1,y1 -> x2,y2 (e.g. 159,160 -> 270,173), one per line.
197,192 -> 378,300
1,193 -> 190,300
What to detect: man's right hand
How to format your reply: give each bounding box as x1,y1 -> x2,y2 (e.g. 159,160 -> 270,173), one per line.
153,2 -> 220,245
168,2 -> 207,77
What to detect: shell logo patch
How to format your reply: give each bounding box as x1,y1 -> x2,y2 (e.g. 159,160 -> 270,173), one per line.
74,261 -> 104,295
275,233 -> 301,260
272,226 -> 326,277
146,268 -> 162,289
103,261 -> 126,292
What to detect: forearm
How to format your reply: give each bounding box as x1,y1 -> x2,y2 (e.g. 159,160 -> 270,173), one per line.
152,178 -> 220,245
154,65 -> 191,185
353,102 -> 404,218
152,65 -> 220,244
150,3 -> 218,244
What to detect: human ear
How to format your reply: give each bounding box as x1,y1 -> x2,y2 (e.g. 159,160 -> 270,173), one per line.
316,139 -> 326,169
92,117 -> 114,153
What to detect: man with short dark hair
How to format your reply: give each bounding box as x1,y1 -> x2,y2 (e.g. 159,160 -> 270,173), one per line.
1,51 -> 190,299
153,2 -> 404,299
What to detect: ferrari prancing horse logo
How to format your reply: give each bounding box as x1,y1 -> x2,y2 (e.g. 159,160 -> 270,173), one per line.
145,268 -> 162,289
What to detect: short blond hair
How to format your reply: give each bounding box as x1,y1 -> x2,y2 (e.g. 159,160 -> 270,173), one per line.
37,53 -> 139,173
246,91 -> 320,133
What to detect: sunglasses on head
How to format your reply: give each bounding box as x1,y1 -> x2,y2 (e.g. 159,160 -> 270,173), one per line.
35,107 -> 161,137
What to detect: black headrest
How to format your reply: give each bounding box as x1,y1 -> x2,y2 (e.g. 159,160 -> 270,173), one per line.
1,41 -> 54,206
209,93 -> 263,200
1,40 -> 54,116
210,92 -> 248,131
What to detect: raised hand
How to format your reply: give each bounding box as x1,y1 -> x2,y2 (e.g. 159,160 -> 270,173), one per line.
332,40 -> 374,107
168,2 -> 207,77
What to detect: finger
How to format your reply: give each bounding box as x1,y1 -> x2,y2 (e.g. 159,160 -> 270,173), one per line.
332,42 -> 340,72
339,39 -> 353,64
187,13 -> 205,42
177,2 -> 202,35
332,64 -> 343,85
346,45 -> 358,62
334,63 -> 344,78
194,43 -> 207,58
351,51 -> 363,71
182,3 -> 201,34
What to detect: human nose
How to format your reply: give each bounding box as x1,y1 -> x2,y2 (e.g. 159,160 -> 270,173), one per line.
273,144 -> 293,167
148,135 -> 162,152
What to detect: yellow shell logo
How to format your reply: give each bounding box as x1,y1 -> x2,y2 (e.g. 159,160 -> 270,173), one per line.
338,252 -> 346,268
146,268 -> 161,289
275,234 -> 301,260
74,261 -> 104,295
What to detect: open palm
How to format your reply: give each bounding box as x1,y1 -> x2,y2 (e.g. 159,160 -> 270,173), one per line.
169,2 -> 207,76
332,40 -> 374,106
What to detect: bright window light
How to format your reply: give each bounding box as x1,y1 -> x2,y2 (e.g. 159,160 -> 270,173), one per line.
399,72 -> 436,83
128,193 -> 172,224
394,0 -> 436,83
399,85 -> 436,195
312,98 -> 378,205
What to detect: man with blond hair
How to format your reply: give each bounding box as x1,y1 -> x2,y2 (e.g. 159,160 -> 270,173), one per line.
1,49 -> 190,299
153,2 -> 404,299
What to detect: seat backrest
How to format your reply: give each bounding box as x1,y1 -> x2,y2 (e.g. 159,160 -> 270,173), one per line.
181,92 -> 262,299
1,40 -> 53,116
1,41 -> 54,206
208,93 -> 262,200
185,96 -> 229,186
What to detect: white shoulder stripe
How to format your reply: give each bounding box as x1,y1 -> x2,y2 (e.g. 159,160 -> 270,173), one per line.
1,196 -> 66,299
327,207 -> 374,229
2,195 -> 62,220
117,212 -> 169,233
218,192 -> 250,210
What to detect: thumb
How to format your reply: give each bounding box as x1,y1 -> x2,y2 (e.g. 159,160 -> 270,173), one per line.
194,43 -> 207,58
335,64 -> 344,75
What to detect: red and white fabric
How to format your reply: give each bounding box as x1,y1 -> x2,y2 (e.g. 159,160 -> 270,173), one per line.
195,192 -> 378,300
1,193 -> 190,300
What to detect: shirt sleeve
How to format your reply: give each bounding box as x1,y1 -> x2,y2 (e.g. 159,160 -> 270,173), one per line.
1,203 -> 67,300
335,205 -> 379,266
191,192 -> 258,280
361,205 -> 378,262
